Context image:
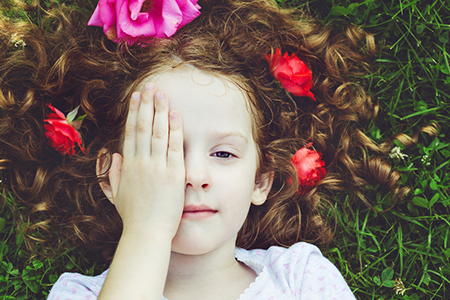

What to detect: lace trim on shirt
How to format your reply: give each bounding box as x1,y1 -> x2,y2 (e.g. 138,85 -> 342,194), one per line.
234,247 -> 270,300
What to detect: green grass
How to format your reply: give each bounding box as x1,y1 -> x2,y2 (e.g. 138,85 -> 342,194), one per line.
1,0 -> 450,299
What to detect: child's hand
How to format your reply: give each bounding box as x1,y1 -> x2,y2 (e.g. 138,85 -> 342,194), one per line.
108,83 -> 185,239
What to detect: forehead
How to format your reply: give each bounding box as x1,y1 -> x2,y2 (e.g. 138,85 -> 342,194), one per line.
145,66 -> 254,139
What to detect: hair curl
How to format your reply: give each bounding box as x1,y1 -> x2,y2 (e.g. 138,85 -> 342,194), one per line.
0,0 -> 437,262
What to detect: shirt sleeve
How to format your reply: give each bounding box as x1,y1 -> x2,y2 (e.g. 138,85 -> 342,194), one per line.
297,250 -> 356,300
47,270 -> 107,300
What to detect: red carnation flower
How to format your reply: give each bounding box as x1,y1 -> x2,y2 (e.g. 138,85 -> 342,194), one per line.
266,48 -> 315,100
290,143 -> 325,194
44,104 -> 85,156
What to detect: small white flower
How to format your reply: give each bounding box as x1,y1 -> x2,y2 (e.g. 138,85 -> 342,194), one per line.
421,155 -> 431,166
389,146 -> 408,160
11,33 -> 26,48
394,278 -> 407,295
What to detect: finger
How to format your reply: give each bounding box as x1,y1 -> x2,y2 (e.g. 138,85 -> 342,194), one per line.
123,92 -> 141,158
167,111 -> 184,169
136,83 -> 156,155
109,153 -> 123,202
151,91 -> 170,160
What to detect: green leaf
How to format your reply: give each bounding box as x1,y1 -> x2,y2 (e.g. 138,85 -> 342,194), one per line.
65,261 -> 74,270
439,31 -> 449,44
0,218 -> 5,232
429,193 -> 440,207
22,267 -> 37,280
367,245 -> 378,253
440,64 -> 450,75
410,294 -> 419,300
24,279 -> 40,294
383,280 -> 395,287
32,260 -> 43,270
66,106 -> 80,123
49,274 -> 59,284
422,272 -> 431,286
421,179 -> 429,190
346,3 -> 361,14
443,248 -> 450,260
407,202 -> 419,215
442,149 -> 450,158
74,114 -> 87,122
412,196 -> 428,208
381,267 -> 394,282
9,269 -> 19,276
0,242 -> 7,259
373,275 -> 382,286
416,23 -> 426,34
434,173 -> 441,183
329,6 -> 348,16
430,180 -> 438,191
5,262 -> 13,274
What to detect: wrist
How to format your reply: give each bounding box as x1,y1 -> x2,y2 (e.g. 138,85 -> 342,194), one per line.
121,224 -> 175,244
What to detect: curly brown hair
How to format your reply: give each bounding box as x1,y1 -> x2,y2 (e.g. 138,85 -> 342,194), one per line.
0,0 -> 435,263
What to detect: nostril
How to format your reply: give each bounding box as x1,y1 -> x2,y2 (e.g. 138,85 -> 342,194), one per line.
202,183 -> 208,189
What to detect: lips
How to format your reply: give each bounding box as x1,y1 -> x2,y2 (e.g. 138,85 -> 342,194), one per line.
182,204 -> 218,219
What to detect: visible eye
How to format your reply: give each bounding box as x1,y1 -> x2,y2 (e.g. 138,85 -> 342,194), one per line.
212,151 -> 236,159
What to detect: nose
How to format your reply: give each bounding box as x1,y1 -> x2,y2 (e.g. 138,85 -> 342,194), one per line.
185,152 -> 213,191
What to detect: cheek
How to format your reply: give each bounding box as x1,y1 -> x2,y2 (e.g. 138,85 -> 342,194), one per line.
216,171 -> 255,216
215,164 -> 256,194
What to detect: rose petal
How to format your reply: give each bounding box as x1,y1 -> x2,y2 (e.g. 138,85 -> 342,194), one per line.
47,104 -> 66,120
129,0 -> 146,20
292,73 -> 313,88
278,78 -> 308,98
178,0 -> 201,27
159,0 -> 183,37
118,0 -> 157,39
99,0 -> 117,27
87,5 -> 104,26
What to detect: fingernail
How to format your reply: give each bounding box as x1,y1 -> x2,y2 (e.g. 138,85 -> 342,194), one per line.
155,91 -> 165,100
145,83 -> 155,91
170,111 -> 178,119
132,92 -> 140,100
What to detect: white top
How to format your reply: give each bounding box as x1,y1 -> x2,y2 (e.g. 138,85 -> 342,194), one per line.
47,242 -> 356,300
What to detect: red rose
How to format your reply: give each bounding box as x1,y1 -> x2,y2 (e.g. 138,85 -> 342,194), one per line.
290,143 -> 325,194
44,104 -> 85,156
266,48 -> 315,100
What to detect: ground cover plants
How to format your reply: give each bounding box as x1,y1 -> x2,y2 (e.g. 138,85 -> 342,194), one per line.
1,0 -> 449,299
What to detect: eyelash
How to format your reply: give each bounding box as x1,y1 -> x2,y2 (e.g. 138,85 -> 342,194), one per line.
212,151 -> 236,159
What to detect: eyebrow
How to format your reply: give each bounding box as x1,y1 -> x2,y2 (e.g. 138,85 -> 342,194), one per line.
209,131 -> 249,144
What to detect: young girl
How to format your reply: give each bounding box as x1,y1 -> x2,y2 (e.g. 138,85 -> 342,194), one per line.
0,0 -> 408,298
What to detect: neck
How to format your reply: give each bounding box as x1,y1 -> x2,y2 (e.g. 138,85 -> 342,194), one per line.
163,240 -> 255,299
166,240 -> 237,284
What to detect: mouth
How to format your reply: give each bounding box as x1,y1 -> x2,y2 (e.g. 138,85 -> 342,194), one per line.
182,204 -> 218,219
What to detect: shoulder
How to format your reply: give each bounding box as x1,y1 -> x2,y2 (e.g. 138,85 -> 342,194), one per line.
236,242 -> 355,299
236,241 -> 323,270
47,269 -> 109,299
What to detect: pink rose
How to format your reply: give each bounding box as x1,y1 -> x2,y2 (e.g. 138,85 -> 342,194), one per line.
290,143 -> 325,194
44,104 -> 85,156
266,48 -> 315,100
88,0 -> 201,45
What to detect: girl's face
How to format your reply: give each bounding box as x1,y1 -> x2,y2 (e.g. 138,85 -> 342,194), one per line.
148,66 -> 273,255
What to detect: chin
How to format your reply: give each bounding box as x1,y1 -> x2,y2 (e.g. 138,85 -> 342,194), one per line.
171,239 -> 216,256
170,230 -> 237,256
